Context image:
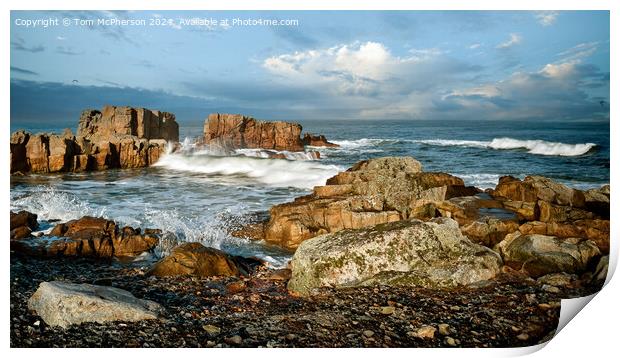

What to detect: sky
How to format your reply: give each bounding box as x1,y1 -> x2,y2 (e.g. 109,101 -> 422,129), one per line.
10,10 -> 610,127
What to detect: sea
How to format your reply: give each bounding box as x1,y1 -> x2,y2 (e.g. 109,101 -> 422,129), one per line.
10,119 -> 610,267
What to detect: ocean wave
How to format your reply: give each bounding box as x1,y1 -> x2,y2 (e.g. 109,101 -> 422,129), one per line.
330,138 -> 399,148
234,148 -> 319,160
414,137 -> 596,156
10,185 -> 107,223
153,152 -> 340,189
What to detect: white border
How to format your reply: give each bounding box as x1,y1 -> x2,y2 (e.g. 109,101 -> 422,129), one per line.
2,1 -> 617,357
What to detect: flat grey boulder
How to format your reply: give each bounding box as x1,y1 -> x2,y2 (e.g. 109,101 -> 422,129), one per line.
28,281 -> 163,328
287,217 -> 503,295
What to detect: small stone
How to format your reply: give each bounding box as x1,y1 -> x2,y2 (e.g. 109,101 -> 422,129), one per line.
363,330 -> 374,338
542,284 -> 561,293
225,335 -> 243,345
381,306 -> 395,315
410,326 -> 437,339
538,303 -> 552,310
205,341 -> 216,348
445,337 -> 456,346
202,325 -> 221,336
517,333 -> 529,341
33,320 -> 40,326
285,334 -> 296,341
438,323 -> 451,336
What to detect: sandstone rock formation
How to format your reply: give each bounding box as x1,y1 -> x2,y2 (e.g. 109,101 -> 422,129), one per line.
204,113 -> 304,152
10,105 -> 178,174
495,232 -> 601,278
203,113 -> 337,153
77,105 -> 178,142
261,157 -> 479,249
10,210 -> 38,240
148,242 -> 250,277
11,216 -> 159,259
28,281 -> 163,328
489,176 -> 610,253
287,218 -> 503,295
302,134 -> 339,148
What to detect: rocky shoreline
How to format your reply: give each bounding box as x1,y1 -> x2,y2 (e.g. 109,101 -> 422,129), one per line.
10,109 -> 610,348
10,252 -> 604,348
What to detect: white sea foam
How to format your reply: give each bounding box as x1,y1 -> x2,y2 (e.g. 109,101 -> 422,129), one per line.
234,148 -> 319,160
413,137 -> 596,156
330,138 -> 399,148
153,151 -> 340,189
10,186 -> 107,223
452,173 -> 503,189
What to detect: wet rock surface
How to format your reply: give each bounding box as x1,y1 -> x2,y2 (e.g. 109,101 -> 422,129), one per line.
10,253 -> 603,348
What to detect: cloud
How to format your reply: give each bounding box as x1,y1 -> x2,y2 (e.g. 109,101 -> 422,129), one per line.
56,36 -> 67,41
11,37 -> 45,53
535,11 -> 559,26
10,66 -> 39,76
57,10 -> 139,46
469,43 -> 482,49
133,60 -> 155,68
263,41 -> 475,99
435,60 -> 609,121
557,42 -> 599,63
496,33 -> 522,49
56,46 -> 85,56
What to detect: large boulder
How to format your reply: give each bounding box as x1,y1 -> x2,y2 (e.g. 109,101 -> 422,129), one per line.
518,219 -> 609,254
28,281 -> 163,328
287,218 -> 503,295
495,232 -> 601,278
262,157 -> 477,249
203,113 -> 305,152
491,175 -> 586,208
148,242 -> 242,277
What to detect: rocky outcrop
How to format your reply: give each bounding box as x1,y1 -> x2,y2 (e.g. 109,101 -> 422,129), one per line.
203,113 -> 337,154
10,210 -> 38,240
517,219 -> 609,254
10,105 -> 177,174
302,134 -> 339,148
11,216 -> 159,259
77,105 -> 178,142
204,113 -> 304,152
261,157 -> 478,249
431,195 -> 519,247
495,232 -> 601,278
287,218 -> 503,295
148,242 -> 255,278
28,281 -> 163,328
489,176 -> 609,253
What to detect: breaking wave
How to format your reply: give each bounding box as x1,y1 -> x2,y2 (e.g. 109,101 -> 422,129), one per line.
153,151 -> 340,189
414,137 -> 597,156
10,185 -> 107,223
